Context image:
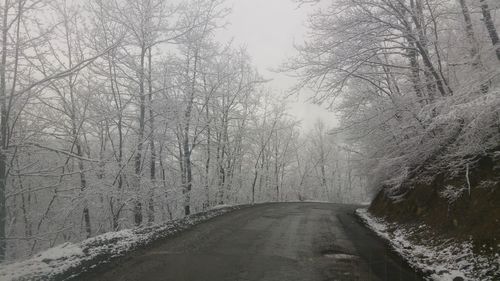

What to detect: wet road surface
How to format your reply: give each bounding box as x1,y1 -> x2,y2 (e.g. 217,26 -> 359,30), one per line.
82,203 -> 423,281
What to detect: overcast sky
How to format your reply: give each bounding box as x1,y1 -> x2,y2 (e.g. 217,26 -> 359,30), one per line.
216,0 -> 337,131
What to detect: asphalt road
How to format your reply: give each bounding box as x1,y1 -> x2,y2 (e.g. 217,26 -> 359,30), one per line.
82,203 -> 423,281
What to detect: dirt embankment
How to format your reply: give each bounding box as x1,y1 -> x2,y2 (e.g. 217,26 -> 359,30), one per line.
369,154 -> 500,253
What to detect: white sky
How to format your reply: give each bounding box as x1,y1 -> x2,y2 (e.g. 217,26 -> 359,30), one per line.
216,0 -> 337,131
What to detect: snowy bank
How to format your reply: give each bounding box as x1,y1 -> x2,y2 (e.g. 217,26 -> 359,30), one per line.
0,206 -> 244,281
356,208 -> 500,281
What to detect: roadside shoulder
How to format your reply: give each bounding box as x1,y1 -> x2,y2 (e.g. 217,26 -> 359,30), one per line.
0,205 -> 246,281
356,208 -> 500,281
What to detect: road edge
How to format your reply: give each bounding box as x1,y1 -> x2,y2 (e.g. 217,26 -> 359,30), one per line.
0,205 -> 249,281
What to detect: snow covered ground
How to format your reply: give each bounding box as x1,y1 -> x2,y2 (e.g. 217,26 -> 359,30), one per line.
0,205 -> 243,281
356,208 -> 500,281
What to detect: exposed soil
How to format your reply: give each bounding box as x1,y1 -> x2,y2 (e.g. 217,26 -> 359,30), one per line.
370,154 -> 500,254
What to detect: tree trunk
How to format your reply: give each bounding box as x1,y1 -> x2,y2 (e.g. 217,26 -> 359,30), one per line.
459,0 -> 481,66
134,45 -> 147,226
182,125 -> 192,216
412,0 -> 437,99
0,0 -> 8,259
64,12 -> 91,238
204,102 -> 211,209
109,55 -> 123,231
147,47 -> 155,223
218,111 -> 228,205
480,0 -> 500,61
74,133 -> 91,238
274,132 -> 280,201
406,0 -> 452,97
404,33 -> 424,103
458,0 -> 489,92
183,50 -> 198,216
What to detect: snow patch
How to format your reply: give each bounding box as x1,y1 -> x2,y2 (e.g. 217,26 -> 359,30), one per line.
36,242 -> 84,261
0,243 -> 85,281
211,204 -> 233,210
323,253 -> 358,260
439,185 -> 466,203
356,208 -> 500,281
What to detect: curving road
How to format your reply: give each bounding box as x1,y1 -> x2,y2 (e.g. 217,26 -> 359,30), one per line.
81,203 -> 423,281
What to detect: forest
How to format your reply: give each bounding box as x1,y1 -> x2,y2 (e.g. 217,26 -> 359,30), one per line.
0,0 -> 499,274
289,0 -> 499,206
0,0 -> 366,262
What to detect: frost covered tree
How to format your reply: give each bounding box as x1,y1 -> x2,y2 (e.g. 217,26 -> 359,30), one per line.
1,0 -> 337,262
0,0 -> 374,263
0,0 -> 119,260
289,0 -> 500,197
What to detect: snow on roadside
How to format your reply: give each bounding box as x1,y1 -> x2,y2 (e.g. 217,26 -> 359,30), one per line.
211,204 -> 234,210
0,206 -> 244,281
0,243 -> 85,281
356,208 -> 500,281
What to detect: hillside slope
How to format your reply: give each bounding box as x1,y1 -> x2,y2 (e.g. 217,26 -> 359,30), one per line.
369,152 -> 500,269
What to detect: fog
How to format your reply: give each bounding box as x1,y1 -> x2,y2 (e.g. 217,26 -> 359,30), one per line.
217,0 -> 337,131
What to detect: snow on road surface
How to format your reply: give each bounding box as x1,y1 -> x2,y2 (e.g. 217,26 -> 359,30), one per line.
356,208 -> 500,281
